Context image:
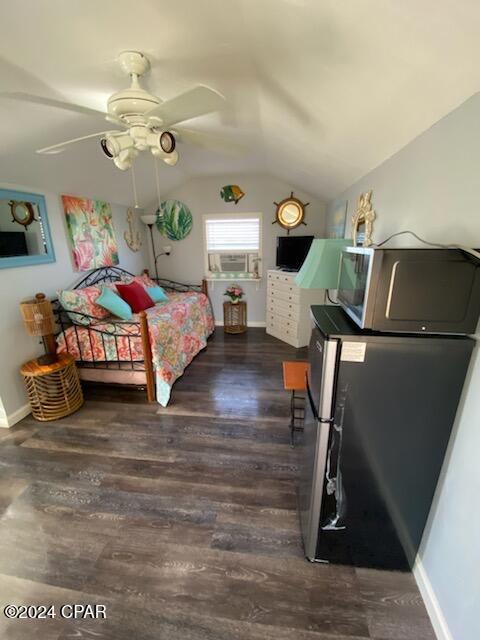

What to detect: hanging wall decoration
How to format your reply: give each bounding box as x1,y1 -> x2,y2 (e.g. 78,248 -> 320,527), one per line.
156,199 -> 193,241
272,192 -> 309,234
9,200 -> 38,227
220,185 -> 245,204
62,195 -> 119,271
124,207 -> 142,252
352,191 -> 376,247
328,201 -> 348,239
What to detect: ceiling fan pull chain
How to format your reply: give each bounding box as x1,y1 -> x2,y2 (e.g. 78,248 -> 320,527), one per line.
154,157 -> 162,212
131,164 -> 140,209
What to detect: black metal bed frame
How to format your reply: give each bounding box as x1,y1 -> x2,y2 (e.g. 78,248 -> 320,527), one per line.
53,266 -> 205,374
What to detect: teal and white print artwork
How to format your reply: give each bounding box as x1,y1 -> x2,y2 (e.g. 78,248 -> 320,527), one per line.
156,200 -> 193,241
329,201 -> 348,239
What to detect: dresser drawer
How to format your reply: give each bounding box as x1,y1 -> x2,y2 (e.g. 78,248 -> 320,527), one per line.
267,318 -> 300,342
267,271 -> 296,285
267,279 -> 297,295
267,286 -> 300,305
267,300 -> 300,322
266,314 -> 299,336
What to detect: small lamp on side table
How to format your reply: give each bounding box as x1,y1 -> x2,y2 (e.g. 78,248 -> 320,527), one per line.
20,293 -> 57,366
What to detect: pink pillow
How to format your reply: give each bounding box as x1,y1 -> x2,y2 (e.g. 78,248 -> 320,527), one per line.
138,273 -> 157,288
116,281 -> 155,313
59,285 -> 111,325
120,274 -> 157,289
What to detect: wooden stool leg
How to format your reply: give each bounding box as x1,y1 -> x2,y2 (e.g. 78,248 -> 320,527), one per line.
290,390 -> 295,447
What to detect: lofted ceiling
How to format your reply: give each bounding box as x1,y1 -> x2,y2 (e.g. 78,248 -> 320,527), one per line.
0,0 -> 479,208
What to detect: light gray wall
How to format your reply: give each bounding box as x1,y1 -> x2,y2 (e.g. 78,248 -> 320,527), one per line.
327,93 -> 480,640
145,173 -> 326,323
0,182 -> 149,422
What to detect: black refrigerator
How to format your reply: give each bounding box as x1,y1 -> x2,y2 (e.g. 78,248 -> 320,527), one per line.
298,305 -> 474,570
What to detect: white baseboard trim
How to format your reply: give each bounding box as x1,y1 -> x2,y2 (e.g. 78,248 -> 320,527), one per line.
215,320 -> 266,328
0,403 -> 31,429
413,557 -> 452,640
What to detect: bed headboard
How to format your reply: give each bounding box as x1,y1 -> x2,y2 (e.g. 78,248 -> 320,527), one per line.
52,267 -> 208,329
68,266 -> 207,295
71,266 -> 136,289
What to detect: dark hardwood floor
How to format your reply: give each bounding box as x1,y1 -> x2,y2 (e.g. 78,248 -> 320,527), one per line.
0,329 -> 435,639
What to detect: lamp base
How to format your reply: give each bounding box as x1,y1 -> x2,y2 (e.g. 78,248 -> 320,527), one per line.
37,353 -> 58,366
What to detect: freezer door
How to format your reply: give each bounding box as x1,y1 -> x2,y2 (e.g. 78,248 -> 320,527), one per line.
298,330 -> 339,561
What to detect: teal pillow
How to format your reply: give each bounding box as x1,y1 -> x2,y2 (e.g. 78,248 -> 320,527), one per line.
96,286 -> 133,320
146,285 -> 168,303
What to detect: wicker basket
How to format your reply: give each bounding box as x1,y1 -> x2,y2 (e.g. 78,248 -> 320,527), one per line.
21,353 -> 84,421
223,301 -> 247,334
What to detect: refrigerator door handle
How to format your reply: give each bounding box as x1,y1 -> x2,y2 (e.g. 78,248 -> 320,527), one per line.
307,377 -> 334,424
319,339 -> 339,423
306,378 -> 319,422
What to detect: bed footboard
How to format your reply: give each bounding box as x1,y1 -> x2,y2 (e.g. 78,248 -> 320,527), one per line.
143,269 -> 208,297
139,311 -> 155,402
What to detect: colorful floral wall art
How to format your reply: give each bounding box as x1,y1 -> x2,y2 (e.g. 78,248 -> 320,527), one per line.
62,195 -> 119,271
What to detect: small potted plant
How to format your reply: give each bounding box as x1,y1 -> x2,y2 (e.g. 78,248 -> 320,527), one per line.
224,284 -> 244,304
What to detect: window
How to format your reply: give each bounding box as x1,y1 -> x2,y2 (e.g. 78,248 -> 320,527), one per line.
203,213 -> 262,280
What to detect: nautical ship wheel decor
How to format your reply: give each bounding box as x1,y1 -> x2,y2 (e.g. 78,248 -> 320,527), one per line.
9,200 -> 37,227
273,192 -> 309,234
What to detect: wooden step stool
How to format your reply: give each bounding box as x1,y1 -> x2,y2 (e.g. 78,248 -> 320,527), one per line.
282,360 -> 309,447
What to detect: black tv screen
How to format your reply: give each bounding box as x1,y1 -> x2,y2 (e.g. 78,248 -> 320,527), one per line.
0,231 -> 27,257
276,235 -> 314,271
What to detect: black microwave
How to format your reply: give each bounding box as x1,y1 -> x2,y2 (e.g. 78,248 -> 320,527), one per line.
337,247 -> 480,334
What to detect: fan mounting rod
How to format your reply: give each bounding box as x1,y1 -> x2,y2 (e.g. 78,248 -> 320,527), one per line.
107,51 -> 158,120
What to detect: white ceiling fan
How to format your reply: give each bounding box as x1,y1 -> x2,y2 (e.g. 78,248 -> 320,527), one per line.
0,51 -> 245,170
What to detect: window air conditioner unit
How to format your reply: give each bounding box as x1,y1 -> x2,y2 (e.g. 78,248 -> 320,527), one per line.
209,253 -> 248,273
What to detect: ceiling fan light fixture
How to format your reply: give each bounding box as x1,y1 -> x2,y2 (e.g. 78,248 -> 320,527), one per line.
100,137 -> 114,158
163,150 -> 179,167
147,131 -> 176,155
160,131 -> 176,153
113,148 -> 138,170
100,133 -> 134,159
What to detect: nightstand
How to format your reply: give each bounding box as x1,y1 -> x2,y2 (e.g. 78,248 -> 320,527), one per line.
21,353 -> 84,421
223,301 -> 247,334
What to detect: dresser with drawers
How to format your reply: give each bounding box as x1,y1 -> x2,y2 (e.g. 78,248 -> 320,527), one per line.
266,269 -> 325,348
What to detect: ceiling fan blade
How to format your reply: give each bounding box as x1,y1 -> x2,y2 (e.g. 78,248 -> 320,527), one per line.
36,130 -> 122,155
174,127 -> 248,156
0,92 -> 105,117
0,92 -> 126,127
146,85 -> 225,128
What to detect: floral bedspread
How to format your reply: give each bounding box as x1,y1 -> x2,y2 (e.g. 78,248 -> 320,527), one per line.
57,291 -> 214,406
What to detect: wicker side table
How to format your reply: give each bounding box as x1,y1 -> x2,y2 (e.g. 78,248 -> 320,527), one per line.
223,301 -> 247,334
21,353 -> 84,421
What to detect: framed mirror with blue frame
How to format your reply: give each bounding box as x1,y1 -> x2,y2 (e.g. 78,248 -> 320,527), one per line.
0,189 -> 55,269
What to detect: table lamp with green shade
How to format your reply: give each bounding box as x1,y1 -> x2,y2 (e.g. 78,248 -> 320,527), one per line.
295,239 -> 352,289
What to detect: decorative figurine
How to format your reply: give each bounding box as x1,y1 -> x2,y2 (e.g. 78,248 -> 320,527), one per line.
352,191 -> 376,247
220,185 -> 245,204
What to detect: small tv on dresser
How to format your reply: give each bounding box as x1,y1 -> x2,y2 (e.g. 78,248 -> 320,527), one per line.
276,235 -> 314,271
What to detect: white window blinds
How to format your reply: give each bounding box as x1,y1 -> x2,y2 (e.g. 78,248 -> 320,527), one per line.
205,217 -> 260,252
